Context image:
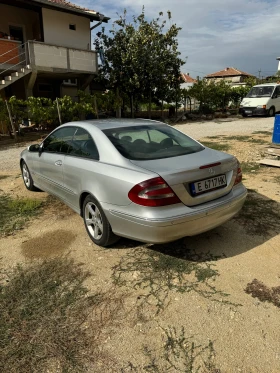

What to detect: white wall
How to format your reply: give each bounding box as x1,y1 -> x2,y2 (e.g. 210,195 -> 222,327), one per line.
42,8 -> 90,50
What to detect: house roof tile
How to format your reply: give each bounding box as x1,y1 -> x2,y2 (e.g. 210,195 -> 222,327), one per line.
205,67 -> 253,78
30,0 -> 109,21
181,73 -> 197,83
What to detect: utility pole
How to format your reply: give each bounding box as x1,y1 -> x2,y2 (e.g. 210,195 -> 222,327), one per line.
258,69 -> 262,83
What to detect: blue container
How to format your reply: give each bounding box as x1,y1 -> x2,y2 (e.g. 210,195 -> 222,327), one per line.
272,114 -> 280,145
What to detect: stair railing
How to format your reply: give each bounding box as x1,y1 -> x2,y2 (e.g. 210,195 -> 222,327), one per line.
0,41 -> 32,78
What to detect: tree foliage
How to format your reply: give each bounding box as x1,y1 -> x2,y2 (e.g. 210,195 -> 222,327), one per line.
95,8 -> 184,117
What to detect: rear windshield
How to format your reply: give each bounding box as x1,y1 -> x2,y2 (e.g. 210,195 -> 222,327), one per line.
103,124 -> 204,160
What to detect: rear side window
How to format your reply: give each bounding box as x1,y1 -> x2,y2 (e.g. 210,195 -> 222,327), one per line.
103,124 -> 203,160
43,127 -> 76,153
68,127 -> 99,160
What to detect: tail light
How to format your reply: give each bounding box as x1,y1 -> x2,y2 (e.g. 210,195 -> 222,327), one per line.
234,161 -> 242,185
128,177 -> 180,207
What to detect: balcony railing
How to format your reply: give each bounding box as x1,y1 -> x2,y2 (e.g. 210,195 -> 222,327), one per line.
28,41 -> 98,74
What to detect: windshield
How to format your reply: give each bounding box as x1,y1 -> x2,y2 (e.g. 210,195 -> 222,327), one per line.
103,124 -> 204,161
246,86 -> 275,98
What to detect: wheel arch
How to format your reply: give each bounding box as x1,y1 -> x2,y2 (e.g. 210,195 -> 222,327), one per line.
20,158 -> 25,168
79,191 -> 93,217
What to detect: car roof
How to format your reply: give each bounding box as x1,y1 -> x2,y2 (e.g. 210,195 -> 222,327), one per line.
62,118 -> 165,131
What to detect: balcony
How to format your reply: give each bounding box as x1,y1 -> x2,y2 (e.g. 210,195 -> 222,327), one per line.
28,41 -> 98,74
0,40 -> 98,75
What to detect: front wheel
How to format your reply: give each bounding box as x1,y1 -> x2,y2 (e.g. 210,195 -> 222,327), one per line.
83,195 -> 119,247
267,107 -> 275,117
21,161 -> 39,191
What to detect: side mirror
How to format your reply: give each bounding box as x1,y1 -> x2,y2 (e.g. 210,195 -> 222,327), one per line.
28,144 -> 40,152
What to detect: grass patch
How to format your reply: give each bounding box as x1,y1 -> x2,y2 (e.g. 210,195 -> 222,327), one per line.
122,326 -> 220,372
235,189 -> 280,236
225,135 -> 251,141
0,193 -> 43,235
205,135 -> 224,139
112,245 -> 233,315
241,162 -> 261,174
247,138 -> 268,145
245,279 -> 280,308
0,258 -> 123,373
252,131 -> 271,135
224,135 -> 268,145
201,141 -> 230,152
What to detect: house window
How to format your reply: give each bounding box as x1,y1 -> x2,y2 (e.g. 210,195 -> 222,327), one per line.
63,79 -> 77,86
69,24 -> 76,31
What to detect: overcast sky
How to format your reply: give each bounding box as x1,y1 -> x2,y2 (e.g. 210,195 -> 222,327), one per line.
75,0 -> 280,78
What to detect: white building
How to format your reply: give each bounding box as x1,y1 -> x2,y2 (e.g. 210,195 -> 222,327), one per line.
0,0 -> 109,100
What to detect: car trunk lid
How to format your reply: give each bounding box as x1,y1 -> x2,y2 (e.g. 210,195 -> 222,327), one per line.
130,148 -> 238,206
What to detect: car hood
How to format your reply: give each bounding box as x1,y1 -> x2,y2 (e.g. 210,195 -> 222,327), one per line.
241,97 -> 270,106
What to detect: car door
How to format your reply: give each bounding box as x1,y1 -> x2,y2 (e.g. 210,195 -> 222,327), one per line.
63,127 -> 100,211
37,126 -> 76,200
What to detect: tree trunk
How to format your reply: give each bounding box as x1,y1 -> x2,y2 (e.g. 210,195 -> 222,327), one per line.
130,94 -> 134,118
93,95 -> 99,119
148,90 -> 152,119
5,100 -> 17,142
116,87 -> 121,118
188,96 -> 192,113
161,100 -> 164,119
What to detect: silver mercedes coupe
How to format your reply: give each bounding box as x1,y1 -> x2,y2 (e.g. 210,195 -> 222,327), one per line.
20,119 -> 247,247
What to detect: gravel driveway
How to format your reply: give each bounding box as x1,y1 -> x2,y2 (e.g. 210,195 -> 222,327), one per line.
0,117 -> 275,173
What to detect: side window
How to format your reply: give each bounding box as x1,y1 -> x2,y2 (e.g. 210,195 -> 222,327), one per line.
276,86 -> 280,96
68,127 -> 99,160
43,127 -> 76,153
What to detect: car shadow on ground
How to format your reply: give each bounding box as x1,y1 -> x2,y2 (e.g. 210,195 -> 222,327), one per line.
113,189 -> 280,262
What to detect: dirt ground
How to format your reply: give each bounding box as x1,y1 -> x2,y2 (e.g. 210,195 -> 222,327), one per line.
0,118 -> 280,372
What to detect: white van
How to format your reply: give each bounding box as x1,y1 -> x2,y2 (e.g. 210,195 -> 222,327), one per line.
239,83 -> 280,117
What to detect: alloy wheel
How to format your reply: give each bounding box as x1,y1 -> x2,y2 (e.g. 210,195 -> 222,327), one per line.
22,164 -> 30,188
84,202 -> 103,240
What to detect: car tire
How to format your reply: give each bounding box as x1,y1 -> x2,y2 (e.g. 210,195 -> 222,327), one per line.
267,107 -> 275,117
83,194 -> 119,247
21,161 -> 39,191
242,113 -> 247,118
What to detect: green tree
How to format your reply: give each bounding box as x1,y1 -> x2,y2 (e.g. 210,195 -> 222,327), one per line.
96,9 -> 184,118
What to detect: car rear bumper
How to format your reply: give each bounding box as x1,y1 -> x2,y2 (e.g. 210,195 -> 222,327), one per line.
239,107 -> 267,116
104,184 -> 247,244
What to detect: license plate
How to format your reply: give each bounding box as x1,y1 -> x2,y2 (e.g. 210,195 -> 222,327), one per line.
191,175 -> 227,196
245,110 -> 252,114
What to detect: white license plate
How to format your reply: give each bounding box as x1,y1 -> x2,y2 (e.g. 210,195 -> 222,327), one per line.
191,175 -> 227,195
245,110 -> 252,114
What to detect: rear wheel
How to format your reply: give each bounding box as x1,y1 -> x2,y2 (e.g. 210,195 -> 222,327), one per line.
21,161 -> 39,191
267,107 -> 275,117
83,195 -> 119,247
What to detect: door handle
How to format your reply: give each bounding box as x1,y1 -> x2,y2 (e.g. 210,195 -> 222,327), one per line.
55,160 -> 62,166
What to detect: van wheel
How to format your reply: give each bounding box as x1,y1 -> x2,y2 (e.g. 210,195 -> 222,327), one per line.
267,107 -> 275,117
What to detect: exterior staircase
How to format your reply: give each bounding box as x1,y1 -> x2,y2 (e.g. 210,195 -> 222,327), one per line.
0,65 -> 32,91
0,41 -> 32,91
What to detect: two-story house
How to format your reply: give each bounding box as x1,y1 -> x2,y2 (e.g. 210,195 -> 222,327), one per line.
0,0 -> 109,100
205,67 -> 254,88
